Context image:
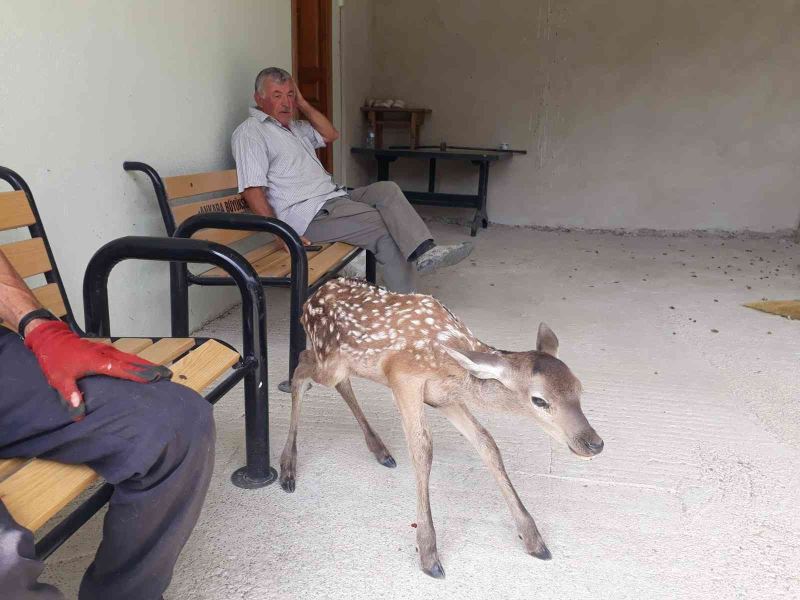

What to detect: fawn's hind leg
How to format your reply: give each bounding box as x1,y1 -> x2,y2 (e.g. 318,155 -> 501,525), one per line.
336,378 -> 396,468
279,350 -> 318,492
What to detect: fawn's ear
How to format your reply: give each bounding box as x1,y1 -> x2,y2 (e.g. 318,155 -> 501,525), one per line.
443,347 -> 513,386
536,322 -> 559,357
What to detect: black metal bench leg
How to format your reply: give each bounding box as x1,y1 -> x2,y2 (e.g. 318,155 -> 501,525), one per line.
170,262 -> 190,337
480,162 -> 490,229
232,282 -> 277,488
471,162 -> 490,237
231,361 -> 278,488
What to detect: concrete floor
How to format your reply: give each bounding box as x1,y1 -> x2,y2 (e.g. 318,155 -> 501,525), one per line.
44,221 -> 800,599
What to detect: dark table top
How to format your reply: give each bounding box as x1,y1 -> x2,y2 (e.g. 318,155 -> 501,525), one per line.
351,146 -> 517,162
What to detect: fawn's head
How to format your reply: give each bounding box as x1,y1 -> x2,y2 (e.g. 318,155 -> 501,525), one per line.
444,323 -> 604,458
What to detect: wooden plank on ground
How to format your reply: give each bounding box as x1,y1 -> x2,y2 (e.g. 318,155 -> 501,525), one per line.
112,338 -> 154,354
0,190 -> 35,232
168,340 -> 239,392
137,338 -> 195,365
164,170 -> 237,200
31,283 -> 68,317
0,461 -> 99,531
308,243 -> 359,285
0,238 -> 52,279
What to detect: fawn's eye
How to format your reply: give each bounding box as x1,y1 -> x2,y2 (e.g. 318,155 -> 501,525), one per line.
531,396 -> 549,409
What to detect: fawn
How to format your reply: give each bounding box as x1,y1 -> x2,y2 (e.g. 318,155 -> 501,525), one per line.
280,278 -> 603,578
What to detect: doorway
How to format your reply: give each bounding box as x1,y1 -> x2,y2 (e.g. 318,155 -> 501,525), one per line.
292,0 -> 334,172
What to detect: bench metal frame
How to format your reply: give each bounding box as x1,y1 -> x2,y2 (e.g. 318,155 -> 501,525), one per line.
0,166 -> 277,561
123,161 -> 377,391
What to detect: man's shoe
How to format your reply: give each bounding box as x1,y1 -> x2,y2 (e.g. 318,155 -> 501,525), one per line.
416,242 -> 474,274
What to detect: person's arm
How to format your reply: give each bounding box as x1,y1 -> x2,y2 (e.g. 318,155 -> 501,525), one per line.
241,186 -> 278,219
0,249 -> 171,419
241,187 -> 311,250
0,249 -> 47,336
295,84 -> 339,143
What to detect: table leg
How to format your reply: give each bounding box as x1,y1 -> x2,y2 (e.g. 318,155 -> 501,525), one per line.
377,158 -> 390,181
479,162 -> 490,229
468,161 -> 491,237
428,159 -> 437,193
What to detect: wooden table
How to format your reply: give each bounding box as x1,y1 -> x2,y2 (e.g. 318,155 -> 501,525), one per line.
361,107 -> 432,149
351,145 -> 525,236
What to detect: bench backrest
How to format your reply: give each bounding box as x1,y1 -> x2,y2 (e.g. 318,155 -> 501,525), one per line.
0,167 -> 75,328
157,169 -> 258,247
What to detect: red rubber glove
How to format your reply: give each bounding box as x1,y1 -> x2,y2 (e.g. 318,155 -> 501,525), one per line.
24,321 -> 172,421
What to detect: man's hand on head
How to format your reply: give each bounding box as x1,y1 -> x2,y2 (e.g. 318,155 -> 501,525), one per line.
24,320 -> 172,421
293,81 -> 310,113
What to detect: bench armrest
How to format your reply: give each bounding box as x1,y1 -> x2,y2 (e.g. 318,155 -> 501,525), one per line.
82,235 -> 266,370
174,212 -> 309,291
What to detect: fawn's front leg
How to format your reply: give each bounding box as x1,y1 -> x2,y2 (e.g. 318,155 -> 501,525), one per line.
280,350 -> 317,492
391,379 -> 444,578
439,403 -> 551,560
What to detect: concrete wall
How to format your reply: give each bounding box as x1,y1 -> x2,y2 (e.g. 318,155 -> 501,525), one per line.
346,0 -> 800,233
0,0 -> 290,335
333,0 -> 376,188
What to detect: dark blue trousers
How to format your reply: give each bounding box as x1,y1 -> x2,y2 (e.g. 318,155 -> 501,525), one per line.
0,328 -> 215,599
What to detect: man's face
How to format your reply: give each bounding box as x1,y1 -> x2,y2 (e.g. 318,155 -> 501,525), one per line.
255,79 -> 296,126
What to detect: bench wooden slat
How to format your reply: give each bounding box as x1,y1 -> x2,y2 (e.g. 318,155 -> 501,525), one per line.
171,193 -> 255,245
0,190 -> 35,232
171,194 -> 246,223
169,340 -> 239,391
0,461 -> 100,532
0,238 -> 52,279
137,338 -> 195,365
112,338 -> 154,354
192,228 -> 256,246
0,458 -> 29,482
198,240 -> 285,279
31,283 -> 68,317
308,243 -> 360,285
250,250 -> 294,278
164,170 -> 238,200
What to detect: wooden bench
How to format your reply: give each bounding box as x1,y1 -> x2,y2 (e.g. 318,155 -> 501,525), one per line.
0,165 -> 276,561
123,161 -> 377,391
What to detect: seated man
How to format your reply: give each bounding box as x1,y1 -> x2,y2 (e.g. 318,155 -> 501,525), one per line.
0,250 -> 214,600
232,67 -> 473,293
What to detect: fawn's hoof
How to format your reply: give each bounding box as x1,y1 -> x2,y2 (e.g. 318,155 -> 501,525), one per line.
529,544 -> 552,560
423,561 -> 445,579
279,475 -> 296,493
380,455 -> 397,468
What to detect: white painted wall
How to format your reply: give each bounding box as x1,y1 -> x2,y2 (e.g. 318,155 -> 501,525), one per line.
341,0 -> 800,234
0,0 -> 291,335
331,0 -> 375,188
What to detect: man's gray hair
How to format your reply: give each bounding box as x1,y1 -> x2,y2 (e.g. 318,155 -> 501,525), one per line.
255,67 -> 292,95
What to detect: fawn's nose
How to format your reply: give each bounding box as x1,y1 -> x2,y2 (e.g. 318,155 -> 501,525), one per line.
584,438 -> 604,454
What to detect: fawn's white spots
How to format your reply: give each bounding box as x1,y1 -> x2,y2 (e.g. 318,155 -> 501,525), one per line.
303,278 -> 483,368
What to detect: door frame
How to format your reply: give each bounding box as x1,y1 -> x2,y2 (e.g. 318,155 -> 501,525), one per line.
291,0 -> 334,172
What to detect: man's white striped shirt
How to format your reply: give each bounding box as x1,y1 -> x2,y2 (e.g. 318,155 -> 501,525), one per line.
231,107 -> 346,235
